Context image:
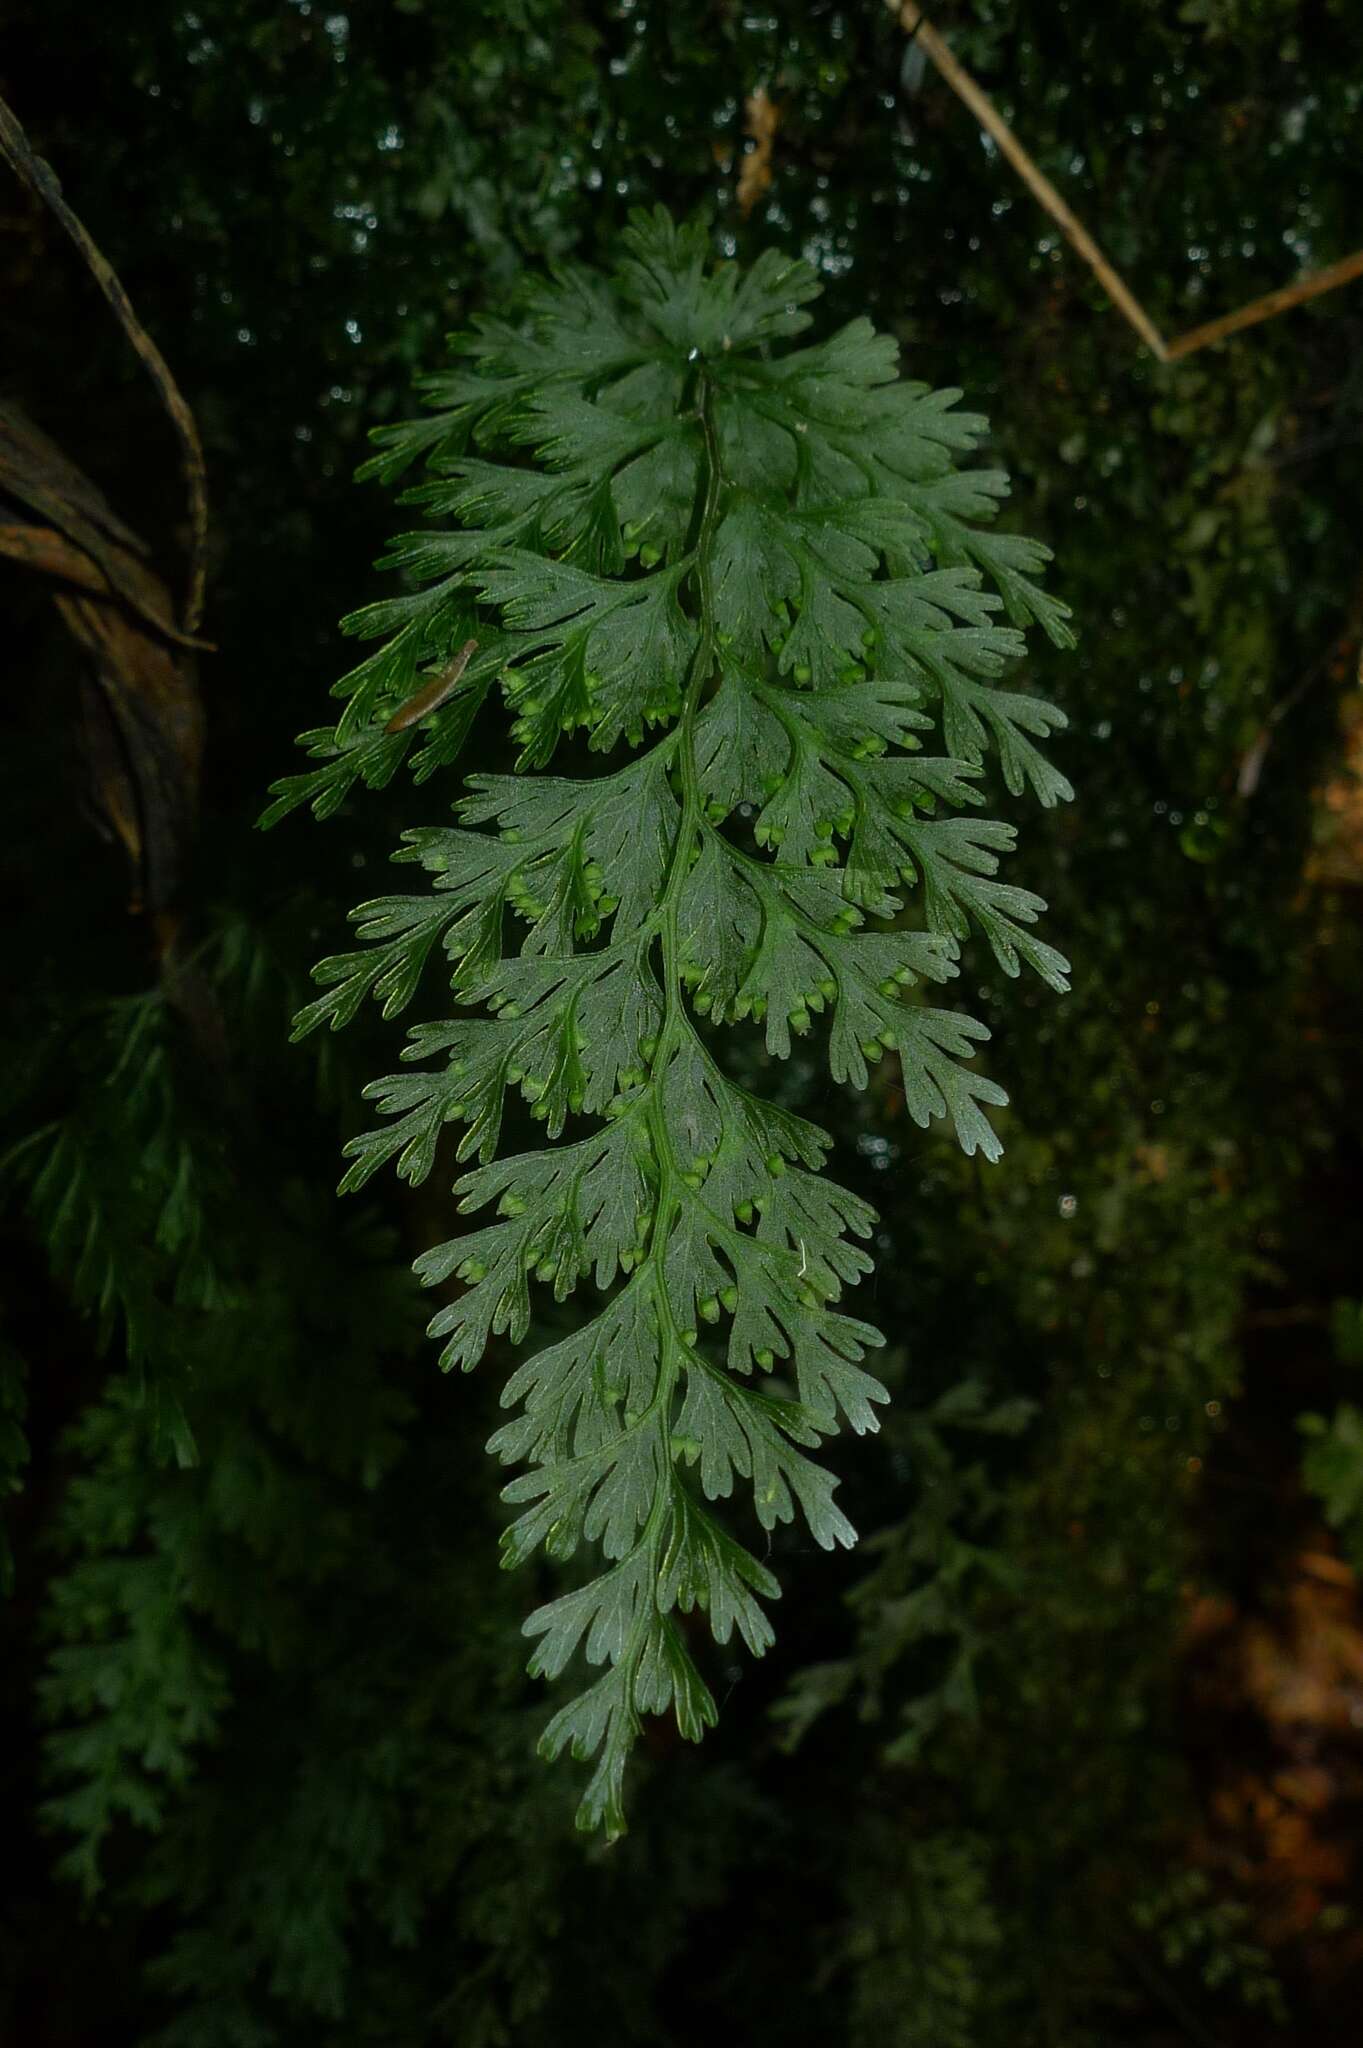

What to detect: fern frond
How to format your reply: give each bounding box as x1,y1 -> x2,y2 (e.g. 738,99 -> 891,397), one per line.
268,208 -> 1073,1833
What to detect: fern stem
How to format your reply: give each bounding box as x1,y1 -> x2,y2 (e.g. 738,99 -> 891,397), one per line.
597,372 -> 729,1800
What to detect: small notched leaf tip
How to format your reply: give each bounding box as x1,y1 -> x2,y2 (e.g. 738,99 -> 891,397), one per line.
272,205 -> 1074,1836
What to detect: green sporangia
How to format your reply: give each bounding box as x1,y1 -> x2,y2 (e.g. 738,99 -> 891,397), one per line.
263,209 -> 1074,1835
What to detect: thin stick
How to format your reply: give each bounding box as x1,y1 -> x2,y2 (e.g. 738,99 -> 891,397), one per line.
888,2 -> 1168,360
0,94 -> 210,635
887,3 -> 1363,366
1166,248 -> 1363,359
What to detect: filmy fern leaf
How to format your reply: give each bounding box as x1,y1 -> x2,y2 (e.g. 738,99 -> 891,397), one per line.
266,210 -> 1073,1835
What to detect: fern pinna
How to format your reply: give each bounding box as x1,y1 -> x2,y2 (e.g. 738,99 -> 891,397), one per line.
264,210 -> 1073,1835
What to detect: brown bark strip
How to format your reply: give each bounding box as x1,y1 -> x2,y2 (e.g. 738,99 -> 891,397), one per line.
0,403 -> 204,920
0,92 -> 210,635
57,586 -> 203,915
0,521 -> 113,597
0,409 -> 209,648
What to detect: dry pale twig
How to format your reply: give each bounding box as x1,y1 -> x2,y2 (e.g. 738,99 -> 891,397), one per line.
889,2 -> 1167,356
1166,249 -> 1363,360
887,2 -> 1363,365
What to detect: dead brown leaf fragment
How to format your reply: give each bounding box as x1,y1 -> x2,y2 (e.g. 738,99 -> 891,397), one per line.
0,401 -> 203,918
737,86 -> 779,219
1183,1542 -> 1363,1951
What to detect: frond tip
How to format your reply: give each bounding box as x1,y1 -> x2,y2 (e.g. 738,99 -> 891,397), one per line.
269,205 -> 1073,1833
